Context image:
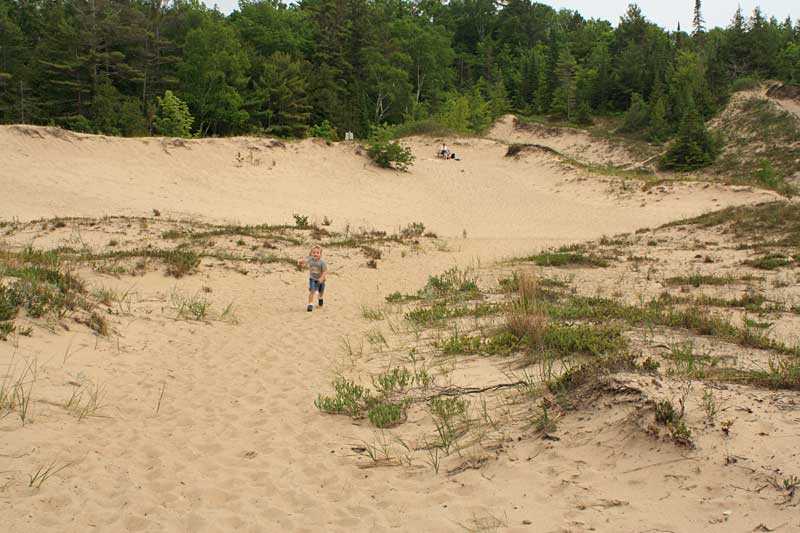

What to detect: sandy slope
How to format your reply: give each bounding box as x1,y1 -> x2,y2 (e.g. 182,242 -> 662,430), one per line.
1,125 -> 774,252
0,126 -> 793,533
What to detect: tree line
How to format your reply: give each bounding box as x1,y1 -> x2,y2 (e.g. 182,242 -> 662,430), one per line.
1,0 -> 798,143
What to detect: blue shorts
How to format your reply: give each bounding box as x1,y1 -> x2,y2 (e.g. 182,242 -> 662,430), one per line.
309,278 -> 326,292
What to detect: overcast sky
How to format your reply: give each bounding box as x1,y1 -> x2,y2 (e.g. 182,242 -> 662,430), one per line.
202,1 -> 795,31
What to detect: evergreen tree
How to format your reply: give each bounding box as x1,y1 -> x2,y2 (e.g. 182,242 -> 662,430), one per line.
0,2 -> 26,123
247,51 -> 311,137
692,0 -> 704,37
725,6 -> 750,78
619,92 -> 649,134
647,78 -> 669,141
574,65 -> 597,124
662,102 -> 717,170
467,83 -> 491,131
487,77 -> 510,119
0,0 -> 796,141
549,49 -> 577,120
92,75 -> 147,136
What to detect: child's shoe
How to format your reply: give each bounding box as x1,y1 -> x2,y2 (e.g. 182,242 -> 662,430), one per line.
307,304 -> 313,312
318,298 -> 324,307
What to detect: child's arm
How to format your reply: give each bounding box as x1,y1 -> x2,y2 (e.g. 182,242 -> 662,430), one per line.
297,257 -> 308,268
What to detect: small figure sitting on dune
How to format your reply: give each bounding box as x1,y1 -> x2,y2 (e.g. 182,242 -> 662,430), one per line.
437,143 -> 461,160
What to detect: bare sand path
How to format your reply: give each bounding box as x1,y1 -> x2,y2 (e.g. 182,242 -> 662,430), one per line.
0,126 -> 789,532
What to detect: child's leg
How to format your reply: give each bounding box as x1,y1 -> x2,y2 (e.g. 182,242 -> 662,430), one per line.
307,278 -> 317,311
318,282 -> 325,306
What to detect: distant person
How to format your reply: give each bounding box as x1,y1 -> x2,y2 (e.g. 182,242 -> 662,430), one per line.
438,143 -> 450,158
298,245 -> 328,312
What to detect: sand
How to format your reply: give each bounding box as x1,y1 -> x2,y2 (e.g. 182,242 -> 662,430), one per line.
0,124 -> 797,532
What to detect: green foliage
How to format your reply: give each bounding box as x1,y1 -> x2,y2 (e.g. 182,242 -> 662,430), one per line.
292,213 -> 309,228
439,87 -> 492,134
418,266 -> 479,299
315,378 -> 371,417
661,104 -> 719,170
754,159 -> 781,189
366,124 -> 415,171
619,93 -> 649,134
730,77 -> 761,92
430,396 -> 467,422
366,400 -> 406,428
522,251 -> 609,268
154,91 -> 194,138
93,76 -> 148,136
62,115 -> 93,134
655,399 -> 677,424
1,0 -> 798,144
534,400 -> 557,433
746,253 -> 792,270
648,95 -> 669,141
308,120 -> 335,142
252,51 -> 311,137
372,368 -> 413,396
163,250 -> 201,278
178,15 -> 250,135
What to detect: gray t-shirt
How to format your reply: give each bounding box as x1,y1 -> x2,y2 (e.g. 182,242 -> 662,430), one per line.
305,257 -> 328,280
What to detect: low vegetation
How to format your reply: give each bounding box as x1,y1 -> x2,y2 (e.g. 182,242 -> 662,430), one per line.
318,201 -> 800,472
0,247 -> 108,339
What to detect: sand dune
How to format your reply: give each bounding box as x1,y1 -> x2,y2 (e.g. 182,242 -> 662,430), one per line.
1,125 -> 775,251
0,126 -> 795,532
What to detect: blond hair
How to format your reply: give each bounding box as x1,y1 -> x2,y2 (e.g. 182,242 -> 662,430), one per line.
309,245 -> 322,255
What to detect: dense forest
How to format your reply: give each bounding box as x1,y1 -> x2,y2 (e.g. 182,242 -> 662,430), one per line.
0,0 -> 798,142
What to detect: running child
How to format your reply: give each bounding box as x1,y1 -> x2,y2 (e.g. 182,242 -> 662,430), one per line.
298,245 -> 327,312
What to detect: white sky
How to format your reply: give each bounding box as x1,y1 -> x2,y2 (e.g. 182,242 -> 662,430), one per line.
203,1 -> 795,31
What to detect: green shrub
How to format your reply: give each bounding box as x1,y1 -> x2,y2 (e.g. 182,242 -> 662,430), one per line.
367,124 -> 415,171
314,378 -> 370,417
308,120 -> 336,142
0,286 -> 17,321
524,251 -> 608,268
163,250 -> 200,278
754,158 -> 783,190
730,77 -> 761,92
61,115 -> 93,133
292,213 -> 309,228
747,253 -> 792,270
372,368 -> 413,396
367,400 -> 406,428
400,222 -> 426,238
655,399 -> 677,424
0,321 -> 15,341
418,266 -> 478,298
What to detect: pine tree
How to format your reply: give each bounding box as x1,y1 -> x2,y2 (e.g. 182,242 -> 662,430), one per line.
661,102 -> 717,170
692,0 -> 705,37
647,79 -> 669,141
549,49 -> 576,120
619,93 -> 649,134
